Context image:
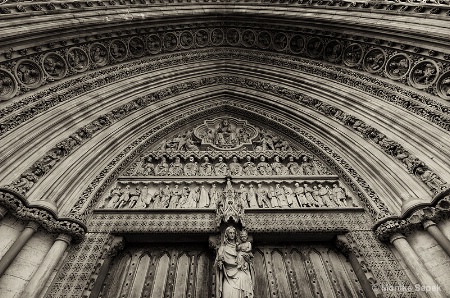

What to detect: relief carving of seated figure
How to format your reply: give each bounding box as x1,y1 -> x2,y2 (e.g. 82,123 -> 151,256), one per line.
168,156 -> 184,176
199,156 -> 214,176
215,156 -> 229,176
184,156 -> 198,176
271,156 -> 288,175
229,156 -> 243,176
215,119 -> 238,146
256,156 -> 272,175
154,156 -> 169,176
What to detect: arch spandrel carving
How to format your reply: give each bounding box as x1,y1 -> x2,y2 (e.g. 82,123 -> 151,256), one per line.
96,114 -> 360,214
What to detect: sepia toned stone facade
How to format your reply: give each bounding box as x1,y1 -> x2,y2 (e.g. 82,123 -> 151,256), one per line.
0,1 -> 450,297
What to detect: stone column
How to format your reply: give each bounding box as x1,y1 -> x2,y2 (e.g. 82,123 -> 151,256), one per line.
21,233 -> 72,298
390,233 -> 444,298
0,221 -> 39,277
423,220 -> 450,257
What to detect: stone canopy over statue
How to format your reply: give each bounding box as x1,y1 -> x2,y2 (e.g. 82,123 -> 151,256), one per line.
194,117 -> 258,150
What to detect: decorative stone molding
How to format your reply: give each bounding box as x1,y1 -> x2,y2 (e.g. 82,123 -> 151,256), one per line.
1,21 -> 449,115
4,74 -> 446,205
374,189 -> 450,241
0,188 -> 86,243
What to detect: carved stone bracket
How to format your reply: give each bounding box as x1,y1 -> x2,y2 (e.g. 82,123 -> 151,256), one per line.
374,188 -> 450,241
0,188 -> 86,243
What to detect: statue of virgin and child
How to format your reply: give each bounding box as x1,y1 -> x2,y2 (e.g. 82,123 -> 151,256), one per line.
215,226 -> 254,298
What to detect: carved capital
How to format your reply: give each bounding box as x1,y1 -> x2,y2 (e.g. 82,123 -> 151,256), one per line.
423,219 -> 436,230
389,232 -> 406,244
56,234 -> 73,245
26,221 -> 40,232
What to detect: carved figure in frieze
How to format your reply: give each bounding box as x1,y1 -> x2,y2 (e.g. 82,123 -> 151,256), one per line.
149,187 -> 162,208
169,185 -> 183,208
247,184 -> 259,208
199,185 -> 210,208
210,184 -> 220,209
275,184 -> 289,208
128,187 -> 141,208
142,156 -> 155,176
312,185 -> 322,207
332,184 -> 347,207
184,156 -> 198,176
12,172 -> 37,193
0,71 -> 15,99
138,186 -> 149,208
168,156 -> 184,176
237,184 -> 248,208
215,226 -> 254,298
215,156 -> 229,176
178,186 -> 191,208
229,156 -> 243,176
185,186 -> 200,208
185,136 -> 199,151
304,184 -> 318,207
268,186 -> 280,208
161,185 -> 171,208
287,156 -> 301,175
257,156 -> 272,175
282,185 -> 295,207
272,156 -> 288,175
415,167 -> 448,194
105,187 -> 121,208
154,156 -> 169,176
215,119 -> 238,146
318,184 -> 333,207
412,62 -> 437,85
300,156 -> 315,175
399,153 -> 423,173
116,185 -> 131,208
256,183 -> 271,208
90,44 -> 108,65
243,155 -> 257,176
294,183 -> 307,207
199,156 -> 214,176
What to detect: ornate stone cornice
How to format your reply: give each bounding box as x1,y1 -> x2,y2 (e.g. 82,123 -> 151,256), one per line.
374,188 -> 450,241
0,188 -> 86,243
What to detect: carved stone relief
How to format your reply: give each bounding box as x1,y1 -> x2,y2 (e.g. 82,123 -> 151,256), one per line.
363,48 -> 386,73
109,40 -> 127,61
42,53 -> 67,80
385,53 -> 411,80
67,47 -> 89,72
343,43 -> 363,67
0,69 -> 17,101
147,34 -> 162,54
89,43 -> 109,67
128,37 -> 145,57
409,60 -> 439,89
15,59 -> 43,88
306,37 -> 324,58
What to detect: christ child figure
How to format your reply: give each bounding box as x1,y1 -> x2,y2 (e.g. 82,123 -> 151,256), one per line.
236,230 -> 253,270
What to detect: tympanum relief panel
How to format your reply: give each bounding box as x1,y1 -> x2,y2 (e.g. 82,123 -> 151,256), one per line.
96,116 -> 359,212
